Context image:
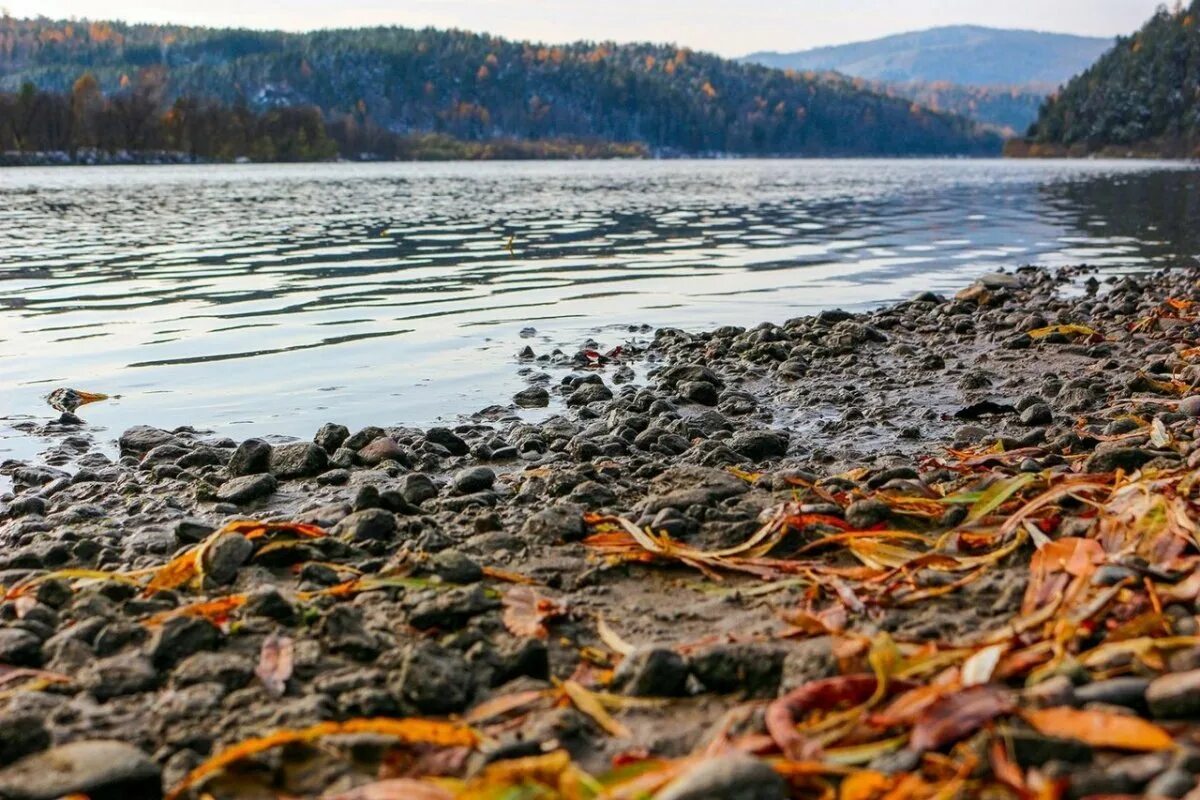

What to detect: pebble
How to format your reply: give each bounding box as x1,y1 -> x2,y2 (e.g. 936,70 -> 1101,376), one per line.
358,436 -> 409,467
655,755 -> 787,800
1179,396 -> 1200,417
79,652 -> 158,699
1073,676 -> 1149,711
0,712 -> 49,767
149,616 -> 220,668
0,628 -> 41,666
0,740 -> 161,800
424,427 -> 470,456
1148,669 -> 1200,719
390,641 -> 474,713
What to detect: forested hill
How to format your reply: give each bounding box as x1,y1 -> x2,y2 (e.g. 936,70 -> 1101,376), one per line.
0,17 -> 1001,156
1021,3 -> 1200,157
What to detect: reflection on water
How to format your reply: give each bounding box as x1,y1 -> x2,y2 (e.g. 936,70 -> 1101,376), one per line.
1,159 -> 1198,461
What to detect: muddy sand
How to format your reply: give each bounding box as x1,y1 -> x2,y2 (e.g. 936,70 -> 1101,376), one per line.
3,265 -> 1200,800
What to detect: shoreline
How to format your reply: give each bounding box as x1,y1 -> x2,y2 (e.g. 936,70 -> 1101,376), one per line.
3,265 -> 1200,798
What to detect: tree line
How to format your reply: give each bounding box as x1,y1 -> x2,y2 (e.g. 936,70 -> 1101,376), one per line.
0,72 -> 646,162
0,17 -> 1001,157
1022,1 -> 1200,156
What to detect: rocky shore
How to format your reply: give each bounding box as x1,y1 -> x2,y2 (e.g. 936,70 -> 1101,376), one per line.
3,264 -> 1200,799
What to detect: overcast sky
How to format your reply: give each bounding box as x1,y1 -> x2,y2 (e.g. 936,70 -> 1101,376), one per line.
10,0 -> 1167,56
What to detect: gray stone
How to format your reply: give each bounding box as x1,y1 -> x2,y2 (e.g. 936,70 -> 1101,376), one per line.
269,442 -> 328,478
149,616 -> 220,668
118,425 -> 179,456
612,647 -> 688,697
314,422 -> 350,453
424,427 -> 469,456
80,652 -> 158,700
200,532 -> 253,585
521,503 -> 586,542
729,429 -> 787,460
514,387 -> 550,408
0,713 -> 49,767
1179,397 -> 1200,418
641,465 -> 748,514
390,641 -> 474,714
400,473 -> 438,505
566,383 -> 613,407
173,652 -> 254,691
0,628 -> 41,667
846,498 -> 890,529
215,473 -> 277,504
0,740 -> 161,800
430,550 -> 483,584
1086,446 -> 1156,474
1148,670 -> 1200,719
1146,769 -> 1196,798
678,380 -> 719,406
688,643 -> 786,698
333,508 -> 397,541
453,466 -> 496,494
227,438 -> 272,476
655,755 -> 786,800
1074,677 -> 1149,711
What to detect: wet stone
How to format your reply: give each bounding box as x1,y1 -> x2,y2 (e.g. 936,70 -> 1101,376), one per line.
0,628 -> 41,667
0,712 -> 49,767
424,427 -> 470,456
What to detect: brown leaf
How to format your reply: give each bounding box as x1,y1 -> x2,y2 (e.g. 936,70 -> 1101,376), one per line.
501,586 -> 564,639
255,633 -> 294,698
1024,706 -> 1174,751
909,685 -> 1014,752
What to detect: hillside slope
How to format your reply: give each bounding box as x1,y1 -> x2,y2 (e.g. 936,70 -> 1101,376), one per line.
0,18 -> 1000,156
1022,3 -> 1200,157
743,25 -> 1112,88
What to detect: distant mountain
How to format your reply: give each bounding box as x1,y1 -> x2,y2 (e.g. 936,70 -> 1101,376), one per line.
1019,2 -> 1200,158
0,18 -> 1001,157
743,26 -> 1112,88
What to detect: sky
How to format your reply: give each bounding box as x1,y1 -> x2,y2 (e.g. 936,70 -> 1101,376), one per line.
7,0 -> 1168,57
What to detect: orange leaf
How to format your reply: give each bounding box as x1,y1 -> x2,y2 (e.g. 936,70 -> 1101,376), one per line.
1024,707 -> 1174,751
165,718 -> 478,800
142,595 -> 246,626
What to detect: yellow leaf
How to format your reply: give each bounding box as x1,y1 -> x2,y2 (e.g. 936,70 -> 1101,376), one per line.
561,680 -> 630,738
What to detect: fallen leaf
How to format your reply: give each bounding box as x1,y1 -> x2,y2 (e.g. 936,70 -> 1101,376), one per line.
1024,706 -> 1174,751
909,685 -> 1014,752
561,679 -> 630,738
960,643 -> 1006,687
165,718 -> 478,800
501,586 -> 565,639
256,633 -> 294,698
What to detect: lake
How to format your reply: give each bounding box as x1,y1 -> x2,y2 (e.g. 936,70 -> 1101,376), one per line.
2,158 -> 1199,467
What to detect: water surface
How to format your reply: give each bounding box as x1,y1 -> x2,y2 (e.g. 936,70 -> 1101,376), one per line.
2,159 -> 1199,465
